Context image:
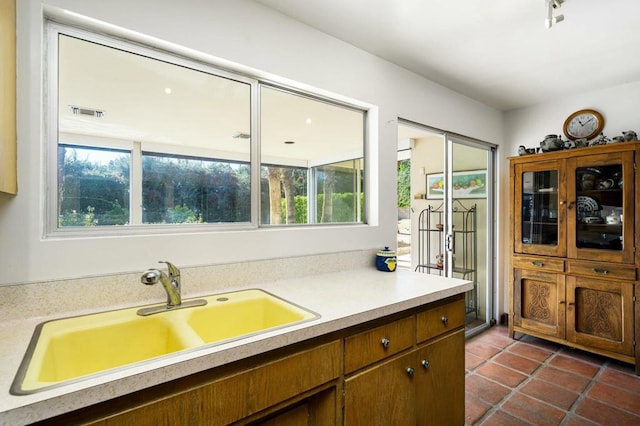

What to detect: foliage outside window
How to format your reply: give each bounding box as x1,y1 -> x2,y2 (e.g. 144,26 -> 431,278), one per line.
51,26 -> 366,233
397,159 -> 411,208
141,153 -> 250,224
58,146 -> 130,227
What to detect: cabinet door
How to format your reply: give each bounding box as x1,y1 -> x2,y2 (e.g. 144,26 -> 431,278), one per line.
415,329 -> 465,426
344,351 -> 417,425
512,268 -> 566,339
78,341 -> 341,425
513,160 -> 567,257
566,151 -> 635,264
566,276 -> 634,356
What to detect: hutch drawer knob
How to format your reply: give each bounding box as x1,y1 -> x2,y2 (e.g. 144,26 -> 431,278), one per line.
421,359 -> 430,369
381,338 -> 390,348
532,261 -> 544,267
593,268 -> 609,275
441,315 -> 449,325
406,367 -> 415,377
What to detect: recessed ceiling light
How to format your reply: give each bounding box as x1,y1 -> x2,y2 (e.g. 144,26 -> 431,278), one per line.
164,88 -> 172,94
305,118 -> 312,124
232,131 -> 250,139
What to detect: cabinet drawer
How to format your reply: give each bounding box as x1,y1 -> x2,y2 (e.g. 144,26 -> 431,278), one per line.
416,298 -> 465,343
512,255 -> 564,272
567,260 -> 636,281
344,316 -> 414,373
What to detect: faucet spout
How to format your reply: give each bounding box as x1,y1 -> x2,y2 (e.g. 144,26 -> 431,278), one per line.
140,261 -> 181,307
138,261 -> 207,316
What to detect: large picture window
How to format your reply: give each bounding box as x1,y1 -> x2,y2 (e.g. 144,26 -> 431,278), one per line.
49,24 -> 366,234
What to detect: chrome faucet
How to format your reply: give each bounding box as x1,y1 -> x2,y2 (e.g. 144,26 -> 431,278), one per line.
138,261 -> 206,316
141,261 -> 182,307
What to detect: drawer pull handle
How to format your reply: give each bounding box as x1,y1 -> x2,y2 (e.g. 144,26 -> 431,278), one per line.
532,261 -> 544,267
406,367 -> 415,377
381,338 -> 390,348
592,268 -> 609,275
441,315 -> 449,325
421,359 -> 430,369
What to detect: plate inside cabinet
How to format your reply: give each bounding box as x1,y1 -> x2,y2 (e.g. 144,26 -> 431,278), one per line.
576,196 -> 599,215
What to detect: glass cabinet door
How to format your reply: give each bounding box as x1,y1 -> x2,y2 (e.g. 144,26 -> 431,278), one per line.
567,152 -> 635,264
514,161 -> 566,257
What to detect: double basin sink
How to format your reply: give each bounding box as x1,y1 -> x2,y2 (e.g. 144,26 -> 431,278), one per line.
11,289 -> 319,394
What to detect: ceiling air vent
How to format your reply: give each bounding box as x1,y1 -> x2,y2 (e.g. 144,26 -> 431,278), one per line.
68,105 -> 106,118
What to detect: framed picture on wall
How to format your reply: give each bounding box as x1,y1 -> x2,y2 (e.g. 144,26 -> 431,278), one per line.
426,169 -> 487,199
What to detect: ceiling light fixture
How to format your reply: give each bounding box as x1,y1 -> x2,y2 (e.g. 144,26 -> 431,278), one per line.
231,131 -> 250,139
545,0 -> 565,29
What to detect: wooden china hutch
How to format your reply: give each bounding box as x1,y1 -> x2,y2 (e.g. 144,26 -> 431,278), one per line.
509,141 -> 640,374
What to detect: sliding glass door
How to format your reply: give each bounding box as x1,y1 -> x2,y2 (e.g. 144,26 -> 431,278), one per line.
399,120 -> 495,336
445,135 -> 495,334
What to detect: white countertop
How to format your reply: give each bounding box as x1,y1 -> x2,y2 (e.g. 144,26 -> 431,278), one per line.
0,268 -> 472,425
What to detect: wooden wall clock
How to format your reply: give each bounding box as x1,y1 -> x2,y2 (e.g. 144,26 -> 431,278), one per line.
563,109 -> 604,141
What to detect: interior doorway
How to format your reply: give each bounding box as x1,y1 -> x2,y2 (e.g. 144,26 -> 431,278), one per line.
398,120 -> 497,336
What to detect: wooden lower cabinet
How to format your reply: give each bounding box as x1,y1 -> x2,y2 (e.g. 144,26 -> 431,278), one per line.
344,329 -> 464,426
37,295 -> 466,425
511,260 -> 637,368
344,297 -> 465,426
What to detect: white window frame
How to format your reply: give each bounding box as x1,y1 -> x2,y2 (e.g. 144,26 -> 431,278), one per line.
45,21 -> 369,238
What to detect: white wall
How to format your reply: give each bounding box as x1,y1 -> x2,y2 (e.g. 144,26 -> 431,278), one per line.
500,80 -> 640,313
0,0 -> 502,285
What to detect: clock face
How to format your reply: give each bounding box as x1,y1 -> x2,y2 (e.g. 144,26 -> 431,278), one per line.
563,110 -> 604,141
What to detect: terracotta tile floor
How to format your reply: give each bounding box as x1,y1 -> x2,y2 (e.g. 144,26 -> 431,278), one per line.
465,326 -> 640,425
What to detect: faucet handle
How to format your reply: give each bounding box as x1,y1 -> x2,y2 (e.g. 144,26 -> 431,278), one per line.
159,261 -> 180,279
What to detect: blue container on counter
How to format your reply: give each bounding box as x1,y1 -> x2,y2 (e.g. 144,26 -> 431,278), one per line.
376,247 -> 397,272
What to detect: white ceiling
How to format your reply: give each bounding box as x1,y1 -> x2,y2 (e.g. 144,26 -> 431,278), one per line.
256,0 -> 640,111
